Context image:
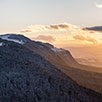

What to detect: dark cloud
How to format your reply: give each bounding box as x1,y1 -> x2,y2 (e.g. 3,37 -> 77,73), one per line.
83,26 -> 102,32
45,24 -> 69,30
20,30 -> 32,33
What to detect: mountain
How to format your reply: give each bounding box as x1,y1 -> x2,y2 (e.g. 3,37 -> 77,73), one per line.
0,34 -> 102,93
2,34 -> 101,72
0,34 -> 102,101
83,26 -> 102,32
14,34 -> 102,92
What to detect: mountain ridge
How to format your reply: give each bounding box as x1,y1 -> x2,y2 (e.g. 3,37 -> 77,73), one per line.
0,34 -> 102,93
0,35 -> 102,101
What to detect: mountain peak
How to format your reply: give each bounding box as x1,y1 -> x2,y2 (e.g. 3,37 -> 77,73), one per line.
0,34 -> 31,44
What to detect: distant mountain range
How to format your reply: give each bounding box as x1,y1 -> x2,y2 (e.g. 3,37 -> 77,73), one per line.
83,25 -> 102,32
0,34 -> 102,102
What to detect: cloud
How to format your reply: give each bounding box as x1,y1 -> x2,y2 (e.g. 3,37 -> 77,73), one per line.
19,23 -> 102,47
45,24 -> 69,30
20,30 -> 32,33
20,25 -> 46,33
73,35 -> 97,44
20,23 -> 79,33
83,25 -> 102,32
73,35 -> 86,40
95,2 -> 102,8
32,35 -> 56,43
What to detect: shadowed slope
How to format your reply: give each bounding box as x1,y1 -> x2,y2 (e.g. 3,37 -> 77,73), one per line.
0,38 -> 102,102
0,34 -> 102,93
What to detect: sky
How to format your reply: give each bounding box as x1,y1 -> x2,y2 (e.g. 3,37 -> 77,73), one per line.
0,0 -> 102,47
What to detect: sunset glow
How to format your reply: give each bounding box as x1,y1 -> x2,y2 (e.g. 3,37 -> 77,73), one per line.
1,0 -> 102,100
0,0 -> 102,66
0,0 -> 102,47
18,23 -> 102,48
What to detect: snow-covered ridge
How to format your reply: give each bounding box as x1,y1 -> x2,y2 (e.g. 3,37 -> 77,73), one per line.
51,47 -> 64,52
0,35 -> 24,45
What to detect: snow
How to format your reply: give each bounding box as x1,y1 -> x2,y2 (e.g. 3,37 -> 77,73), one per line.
0,42 -> 3,46
0,35 -> 24,45
51,47 -> 64,52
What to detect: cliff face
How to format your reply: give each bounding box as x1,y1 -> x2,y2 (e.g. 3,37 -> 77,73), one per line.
0,35 -> 102,102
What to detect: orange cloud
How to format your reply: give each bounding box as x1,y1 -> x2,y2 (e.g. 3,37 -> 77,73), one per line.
45,24 -> 69,30
73,35 -> 97,44
73,35 -> 86,40
32,35 -> 56,43
20,23 -> 79,33
20,30 -> 32,33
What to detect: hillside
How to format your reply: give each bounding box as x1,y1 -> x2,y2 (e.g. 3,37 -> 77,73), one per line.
0,34 -> 102,93
0,35 -> 102,101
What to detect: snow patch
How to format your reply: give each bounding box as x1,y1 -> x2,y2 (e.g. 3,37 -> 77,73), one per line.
0,42 -> 3,46
51,47 -> 64,52
0,35 -> 24,45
